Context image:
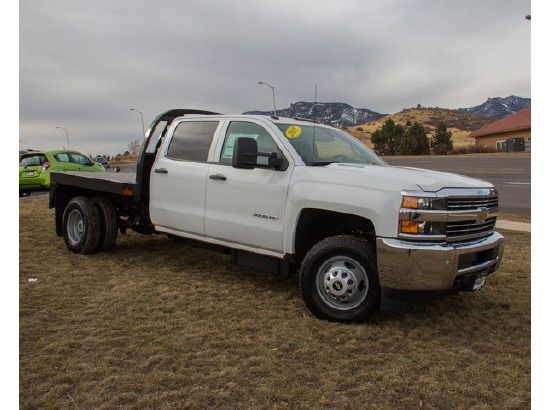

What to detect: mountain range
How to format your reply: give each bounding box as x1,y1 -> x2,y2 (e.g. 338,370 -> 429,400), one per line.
244,102 -> 385,127
244,95 -> 530,127
458,96 -> 531,118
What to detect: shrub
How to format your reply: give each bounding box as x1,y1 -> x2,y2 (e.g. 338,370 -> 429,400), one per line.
450,145 -> 497,155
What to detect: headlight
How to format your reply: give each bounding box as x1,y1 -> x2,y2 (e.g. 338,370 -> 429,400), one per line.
399,194 -> 446,237
401,195 -> 446,210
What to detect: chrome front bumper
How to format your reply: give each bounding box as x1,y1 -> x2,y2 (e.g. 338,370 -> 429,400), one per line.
376,232 -> 505,291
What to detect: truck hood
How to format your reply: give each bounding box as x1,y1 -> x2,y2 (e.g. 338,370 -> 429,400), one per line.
324,163 -> 494,192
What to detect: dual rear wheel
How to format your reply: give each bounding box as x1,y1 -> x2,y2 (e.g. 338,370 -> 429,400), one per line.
62,196 -> 118,254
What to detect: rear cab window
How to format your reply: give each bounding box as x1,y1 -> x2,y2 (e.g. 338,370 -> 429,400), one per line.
166,121 -> 220,162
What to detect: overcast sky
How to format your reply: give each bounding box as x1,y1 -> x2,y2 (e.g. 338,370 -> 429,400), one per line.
19,0 -> 531,156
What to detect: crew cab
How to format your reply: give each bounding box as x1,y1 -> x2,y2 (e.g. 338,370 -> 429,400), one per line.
49,109 -> 504,322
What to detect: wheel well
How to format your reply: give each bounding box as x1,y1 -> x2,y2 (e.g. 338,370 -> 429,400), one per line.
294,209 -> 376,264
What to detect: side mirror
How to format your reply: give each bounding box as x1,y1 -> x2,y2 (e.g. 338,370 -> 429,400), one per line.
267,153 -> 284,169
232,137 -> 258,169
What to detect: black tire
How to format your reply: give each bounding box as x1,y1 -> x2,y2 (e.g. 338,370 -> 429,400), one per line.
93,197 -> 118,252
62,196 -> 101,254
20,191 -> 31,198
299,235 -> 380,322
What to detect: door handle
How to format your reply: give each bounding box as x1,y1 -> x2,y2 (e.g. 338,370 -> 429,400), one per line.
209,174 -> 227,181
154,168 -> 168,174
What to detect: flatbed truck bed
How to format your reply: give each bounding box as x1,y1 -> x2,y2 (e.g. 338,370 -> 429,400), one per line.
50,171 -> 138,197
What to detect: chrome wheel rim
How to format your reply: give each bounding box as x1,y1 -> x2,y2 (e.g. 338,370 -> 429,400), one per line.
316,256 -> 369,310
67,209 -> 85,246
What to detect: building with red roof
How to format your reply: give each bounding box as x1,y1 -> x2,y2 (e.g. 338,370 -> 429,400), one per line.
469,106 -> 531,151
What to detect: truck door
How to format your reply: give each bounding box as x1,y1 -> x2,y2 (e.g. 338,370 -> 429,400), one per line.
149,120 -> 221,235
205,120 -> 292,253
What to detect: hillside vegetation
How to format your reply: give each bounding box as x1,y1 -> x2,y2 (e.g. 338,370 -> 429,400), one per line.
347,108 -> 495,149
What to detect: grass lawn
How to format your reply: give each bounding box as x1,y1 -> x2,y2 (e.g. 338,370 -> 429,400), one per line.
20,196 -> 530,409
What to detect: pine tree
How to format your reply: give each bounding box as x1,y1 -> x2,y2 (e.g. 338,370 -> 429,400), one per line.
401,122 -> 430,155
430,123 -> 453,155
370,118 -> 405,155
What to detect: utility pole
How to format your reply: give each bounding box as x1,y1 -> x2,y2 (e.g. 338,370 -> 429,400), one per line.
56,126 -> 70,149
258,81 -> 277,116
130,108 -> 146,138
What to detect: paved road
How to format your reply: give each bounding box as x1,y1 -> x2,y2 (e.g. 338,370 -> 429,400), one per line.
384,154 -> 531,216
22,155 -> 531,216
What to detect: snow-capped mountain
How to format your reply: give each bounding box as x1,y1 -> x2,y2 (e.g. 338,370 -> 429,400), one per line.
243,102 -> 385,127
244,96 -> 530,126
459,96 -> 531,119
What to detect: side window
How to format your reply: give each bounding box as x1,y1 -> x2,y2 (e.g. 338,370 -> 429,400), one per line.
167,121 -> 219,162
54,153 -> 71,163
220,121 -> 283,166
70,153 -> 92,165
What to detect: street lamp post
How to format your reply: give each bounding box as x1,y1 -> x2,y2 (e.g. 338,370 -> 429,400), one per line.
56,126 -> 70,149
258,81 -> 277,116
130,108 -> 146,138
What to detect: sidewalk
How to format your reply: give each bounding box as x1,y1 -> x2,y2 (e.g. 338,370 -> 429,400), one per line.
496,220 -> 531,233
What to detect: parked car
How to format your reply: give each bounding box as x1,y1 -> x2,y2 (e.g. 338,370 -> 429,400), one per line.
19,150 -> 105,197
94,156 -> 110,168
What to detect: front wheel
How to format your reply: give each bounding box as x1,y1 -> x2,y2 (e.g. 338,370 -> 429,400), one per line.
299,235 -> 380,322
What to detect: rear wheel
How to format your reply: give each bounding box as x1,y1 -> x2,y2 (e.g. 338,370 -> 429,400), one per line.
299,235 -> 380,322
93,197 -> 118,252
62,197 -> 101,254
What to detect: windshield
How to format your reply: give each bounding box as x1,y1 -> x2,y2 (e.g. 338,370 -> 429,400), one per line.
276,123 -> 385,166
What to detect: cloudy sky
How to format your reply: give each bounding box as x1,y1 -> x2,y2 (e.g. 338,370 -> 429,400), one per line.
19,0 -> 531,157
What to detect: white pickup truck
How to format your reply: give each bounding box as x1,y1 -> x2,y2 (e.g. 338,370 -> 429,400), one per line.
50,109 -> 504,322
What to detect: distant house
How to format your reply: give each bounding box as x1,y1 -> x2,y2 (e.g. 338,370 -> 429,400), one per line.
469,106 -> 531,152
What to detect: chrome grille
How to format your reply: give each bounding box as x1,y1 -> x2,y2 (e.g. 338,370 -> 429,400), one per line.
445,194 -> 498,240
446,217 -> 497,238
447,196 -> 498,210
398,188 -> 500,242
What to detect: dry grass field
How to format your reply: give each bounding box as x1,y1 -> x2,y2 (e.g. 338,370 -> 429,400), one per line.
20,196 -> 530,409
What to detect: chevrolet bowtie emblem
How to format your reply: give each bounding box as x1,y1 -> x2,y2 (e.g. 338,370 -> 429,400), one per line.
477,208 -> 489,224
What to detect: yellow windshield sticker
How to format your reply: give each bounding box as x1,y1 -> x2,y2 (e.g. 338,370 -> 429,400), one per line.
285,125 -> 302,139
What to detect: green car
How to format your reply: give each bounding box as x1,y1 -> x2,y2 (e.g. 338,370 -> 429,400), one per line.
19,150 -> 105,197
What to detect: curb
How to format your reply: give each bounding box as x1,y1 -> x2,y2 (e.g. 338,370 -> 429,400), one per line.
496,220 -> 531,233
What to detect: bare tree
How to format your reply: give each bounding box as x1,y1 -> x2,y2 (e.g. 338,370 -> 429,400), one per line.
127,139 -> 142,155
